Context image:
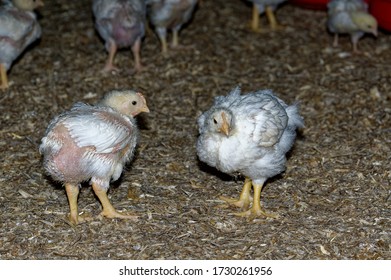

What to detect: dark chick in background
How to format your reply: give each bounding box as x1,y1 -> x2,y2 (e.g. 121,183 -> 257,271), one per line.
0,0 -> 43,89
93,0 -> 146,73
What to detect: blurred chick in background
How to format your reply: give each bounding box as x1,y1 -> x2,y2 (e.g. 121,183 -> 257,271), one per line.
246,0 -> 286,32
327,0 -> 377,53
92,0 -> 146,73
147,0 -> 198,53
0,0 -> 43,89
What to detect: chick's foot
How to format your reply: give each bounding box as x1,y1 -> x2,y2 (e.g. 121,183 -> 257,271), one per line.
219,178 -> 252,210
235,182 -> 278,219
92,182 -> 138,221
99,209 -> 138,220
265,6 -> 284,31
235,207 -> 278,219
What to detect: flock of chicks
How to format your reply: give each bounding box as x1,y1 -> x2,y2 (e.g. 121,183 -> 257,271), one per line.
0,0 -> 380,89
0,0 -> 199,88
0,0 -> 379,225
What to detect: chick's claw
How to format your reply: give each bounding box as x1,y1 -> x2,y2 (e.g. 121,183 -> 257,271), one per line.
235,207 -> 279,220
99,209 -> 138,221
220,196 -> 250,211
68,212 -> 93,226
219,178 -> 252,210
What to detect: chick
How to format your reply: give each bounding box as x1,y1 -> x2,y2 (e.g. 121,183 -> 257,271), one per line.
92,0 -> 146,72
0,0 -> 43,89
246,0 -> 286,32
40,90 -> 149,225
197,87 -> 303,218
327,0 -> 378,53
146,0 -> 198,53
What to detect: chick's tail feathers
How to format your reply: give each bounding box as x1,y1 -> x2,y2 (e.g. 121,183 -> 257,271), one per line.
286,103 -> 304,129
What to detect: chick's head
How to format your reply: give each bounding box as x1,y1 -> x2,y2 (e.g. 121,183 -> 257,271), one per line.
352,12 -> 378,36
207,108 -> 234,136
99,89 -> 149,117
13,0 -> 44,11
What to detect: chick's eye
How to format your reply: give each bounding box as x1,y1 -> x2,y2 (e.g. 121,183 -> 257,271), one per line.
132,101 -> 137,106
213,118 -> 218,124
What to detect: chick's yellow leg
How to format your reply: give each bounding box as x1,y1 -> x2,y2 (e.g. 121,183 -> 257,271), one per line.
131,38 -> 142,73
0,64 -> 9,90
172,30 -> 179,48
103,40 -> 118,72
351,37 -> 360,53
251,4 -> 262,32
333,34 -> 339,48
236,182 -> 277,219
265,6 -> 283,31
220,178 -> 252,210
160,35 -> 168,54
65,183 -> 80,225
92,182 -> 138,221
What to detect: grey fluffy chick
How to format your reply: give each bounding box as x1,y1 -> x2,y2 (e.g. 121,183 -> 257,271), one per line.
40,90 -> 149,225
197,87 -> 303,218
146,0 -> 198,53
0,0 -> 43,89
92,0 -> 146,72
327,0 -> 377,53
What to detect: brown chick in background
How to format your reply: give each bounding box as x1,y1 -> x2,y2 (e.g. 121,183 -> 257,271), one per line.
146,0 -> 198,53
92,0 -> 146,73
0,0 -> 43,89
40,90 -> 149,225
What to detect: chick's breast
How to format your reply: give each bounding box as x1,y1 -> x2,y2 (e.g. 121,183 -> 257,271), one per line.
40,103 -> 138,188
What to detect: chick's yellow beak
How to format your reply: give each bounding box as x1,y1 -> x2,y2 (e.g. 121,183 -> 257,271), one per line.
219,112 -> 230,136
137,92 -> 150,113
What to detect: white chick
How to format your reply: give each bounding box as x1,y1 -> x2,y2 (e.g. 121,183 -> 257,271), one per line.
40,90 -> 149,225
197,87 -> 303,218
92,0 -> 146,72
327,0 -> 378,53
0,0 -> 43,89
146,0 -> 198,53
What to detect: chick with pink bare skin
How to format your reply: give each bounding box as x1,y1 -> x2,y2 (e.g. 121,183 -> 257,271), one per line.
40,90 -> 149,225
